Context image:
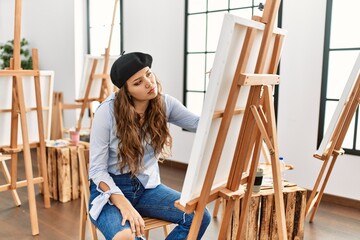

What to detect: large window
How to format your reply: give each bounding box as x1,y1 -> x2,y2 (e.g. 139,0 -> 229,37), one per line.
87,0 -> 122,55
184,1 -> 266,115
318,0 -> 360,155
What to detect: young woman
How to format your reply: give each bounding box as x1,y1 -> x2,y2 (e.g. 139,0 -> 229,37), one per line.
88,52 -> 211,240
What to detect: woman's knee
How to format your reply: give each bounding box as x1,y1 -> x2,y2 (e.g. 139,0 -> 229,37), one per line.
187,208 -> 211,227
112,228 -> 135,240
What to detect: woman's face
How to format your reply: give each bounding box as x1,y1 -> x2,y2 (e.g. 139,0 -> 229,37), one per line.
126,67 -> 158,103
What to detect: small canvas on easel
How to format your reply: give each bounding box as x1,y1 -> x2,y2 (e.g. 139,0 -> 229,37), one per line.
78,54 -> 119,100
315,53 -> 360,159
179,14 -> 286,206
0,71 -> 54,147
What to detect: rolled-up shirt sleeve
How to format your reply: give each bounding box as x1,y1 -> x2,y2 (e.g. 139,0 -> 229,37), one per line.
88,99 -> 122,220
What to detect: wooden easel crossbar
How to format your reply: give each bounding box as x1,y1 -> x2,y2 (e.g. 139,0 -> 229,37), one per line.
175,1 -> 288,239
0,0 -> 50,236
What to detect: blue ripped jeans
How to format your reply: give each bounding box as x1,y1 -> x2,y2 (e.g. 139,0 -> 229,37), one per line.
89,173 -> 211,240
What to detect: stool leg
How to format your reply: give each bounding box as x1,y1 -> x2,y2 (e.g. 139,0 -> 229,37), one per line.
144,230 -> 149,239
163,225 -> 170,236
79,196 -> 86,240
213,198 -> 222,218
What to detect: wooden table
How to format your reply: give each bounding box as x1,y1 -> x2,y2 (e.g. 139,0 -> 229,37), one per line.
229,185 -> 306,240
43,142 -> 89,203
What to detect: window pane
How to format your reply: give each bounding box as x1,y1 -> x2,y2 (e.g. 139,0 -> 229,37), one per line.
206,53 -> 215,73
89,0 -> 118,27
90,27 -> 110,55
324,97 -> 354,150
90,26 -> 121,56
229,8 -> 253,19
330,0 -> 360,48
356,114 -> 360,149
230,0 -> 253,8
187,92 -> 205,115
343,116 -> 355,149
89,0 -> 121,55
187,54 -> 206,91
206,53 -> 215,90
208,0 -> 228,11
185,1 -> 259,115
188,0 -> 206,13
187,14 -> 206,52
254,0 -> 262,5
327,51 -> 360,99
253,7 -> 264,17
324,101 -> 337,133
207,11 -> 227,52
109,25 -> 121,55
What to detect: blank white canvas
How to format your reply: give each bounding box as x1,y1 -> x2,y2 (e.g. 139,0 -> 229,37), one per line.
0,71 -> 54,147
78,54 -> 119,99
179,13 -> 286,207
316,53 -> 360,157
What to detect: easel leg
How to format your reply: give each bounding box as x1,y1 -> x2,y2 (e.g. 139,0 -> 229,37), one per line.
235,135 -> 263,240
16,76 -> 40,235
0,156 -> 21,206
218,198 -> 236,240
79,196 -> 86,240
307,155 -> 338,222
212,198 -> 222,218
305,158 -> 329,216
269,151 -> 287,239
77,59 -> 98,132
263,86 -> 287,240
32,49 -> 51,208
36,146 -> 51,208
10,84 -> 19,190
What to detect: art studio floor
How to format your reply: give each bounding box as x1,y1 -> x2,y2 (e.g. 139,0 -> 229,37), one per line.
0,151 -> 359,240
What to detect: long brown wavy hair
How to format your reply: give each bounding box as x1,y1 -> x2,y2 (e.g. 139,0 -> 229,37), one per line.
113,76 -> 172,175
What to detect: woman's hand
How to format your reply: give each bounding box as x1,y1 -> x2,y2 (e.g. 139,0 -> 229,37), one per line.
111,194 -> 145,237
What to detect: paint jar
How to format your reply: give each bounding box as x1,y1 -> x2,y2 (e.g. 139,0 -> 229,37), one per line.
69,130 -> 80,146
253,168 -> 263,193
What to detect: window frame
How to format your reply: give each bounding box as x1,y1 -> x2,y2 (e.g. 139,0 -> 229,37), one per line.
317,0 -> 360,155
86,0 -> 123,55
183,0 -> 282,118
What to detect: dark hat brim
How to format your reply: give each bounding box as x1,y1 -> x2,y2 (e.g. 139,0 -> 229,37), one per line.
110,52 -> 153,88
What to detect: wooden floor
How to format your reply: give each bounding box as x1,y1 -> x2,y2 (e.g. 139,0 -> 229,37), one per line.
0,151 -> 360,239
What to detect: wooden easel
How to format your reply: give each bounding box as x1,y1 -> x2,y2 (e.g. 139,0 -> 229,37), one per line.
74,49 -> 111,132
0,0 -> 50,235
175,1 -> 288,239
306,53 -> 360,222
75,0 -> 119,132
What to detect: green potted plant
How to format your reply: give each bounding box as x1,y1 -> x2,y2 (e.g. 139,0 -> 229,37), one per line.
0,38 -> 32,69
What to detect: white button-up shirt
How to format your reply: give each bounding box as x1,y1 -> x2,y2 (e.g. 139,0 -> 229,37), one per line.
88,93 -> 199,219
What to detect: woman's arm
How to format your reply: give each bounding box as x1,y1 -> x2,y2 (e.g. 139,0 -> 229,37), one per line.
89,99 -> 121,195
98,182 -> 145,236
164,94 -> 200,132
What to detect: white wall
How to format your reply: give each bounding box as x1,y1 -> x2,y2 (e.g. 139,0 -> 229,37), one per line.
122,0 -> 196,164
0,0 -> 87,128
279,0 -> 360,200
1,0 -> 359,200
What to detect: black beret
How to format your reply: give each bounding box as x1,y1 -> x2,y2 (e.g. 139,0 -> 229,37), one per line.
110,52 -> 153,89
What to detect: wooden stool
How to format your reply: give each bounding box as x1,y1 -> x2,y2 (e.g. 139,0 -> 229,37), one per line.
78,147 -> 171,240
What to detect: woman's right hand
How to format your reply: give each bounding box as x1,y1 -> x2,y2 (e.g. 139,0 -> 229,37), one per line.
111,194 -> 145,237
